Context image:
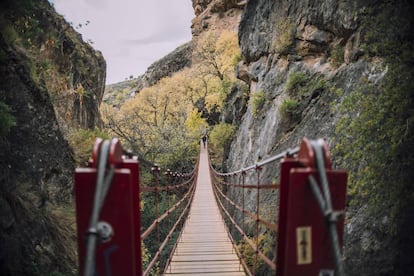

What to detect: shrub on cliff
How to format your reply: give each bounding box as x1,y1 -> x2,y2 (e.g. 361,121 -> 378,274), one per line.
334,62 -> 414,226
68,128 -> 109,166
278,98 -> 300,121
285,71 -> 308,95
330,44 -> 345,67
0,101 -> 16,141
334,2 -> 414,229
249,90 -> 266,116
273,20 -> 295,54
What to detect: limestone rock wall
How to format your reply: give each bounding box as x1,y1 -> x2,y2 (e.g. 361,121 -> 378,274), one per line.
224,0 -> 414,275
137,42 -> 193,91
191,0 -> 245,36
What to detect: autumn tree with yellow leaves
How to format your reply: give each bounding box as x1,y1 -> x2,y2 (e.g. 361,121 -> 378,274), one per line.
102,31 -> 241,170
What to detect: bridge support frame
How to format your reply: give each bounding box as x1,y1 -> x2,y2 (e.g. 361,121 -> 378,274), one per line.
276,138 -> 347,276
74,139 -> 142,276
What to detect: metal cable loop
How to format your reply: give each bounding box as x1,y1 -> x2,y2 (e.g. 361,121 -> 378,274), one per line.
310,139 -> 345,276
84,140 -> 115,276
312,140 -> 333,215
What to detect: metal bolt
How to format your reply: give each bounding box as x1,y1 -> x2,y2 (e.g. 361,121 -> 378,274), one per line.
97,221 -> 114,243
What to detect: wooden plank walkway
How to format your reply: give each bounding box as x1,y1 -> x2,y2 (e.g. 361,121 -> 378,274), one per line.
164,144 -> 245,275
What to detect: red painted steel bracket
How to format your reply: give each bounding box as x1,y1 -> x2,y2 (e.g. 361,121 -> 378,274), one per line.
298,137 -> 332,169
75,138 -> 141,275
276,138 -> 347,276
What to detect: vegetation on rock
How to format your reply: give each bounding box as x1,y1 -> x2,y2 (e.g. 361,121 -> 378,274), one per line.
0,101 -> 16,141
330,44 -> 345,67
285,71 -> 308,95
334,1 -> 414,236
0,0 -> 106,135
0,0 -> 105,274
273,19 -> 295,54
278,98 -> 299,121
67,128 -> 110,166
248,90 -> 266,117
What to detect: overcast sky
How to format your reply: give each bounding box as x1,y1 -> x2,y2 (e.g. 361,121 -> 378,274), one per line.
51,0 -> 194,84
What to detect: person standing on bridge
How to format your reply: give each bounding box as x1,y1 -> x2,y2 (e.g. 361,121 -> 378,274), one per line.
202,134 -> 207,148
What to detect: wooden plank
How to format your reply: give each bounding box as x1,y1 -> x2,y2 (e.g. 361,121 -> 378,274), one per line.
164,145 -> 246,275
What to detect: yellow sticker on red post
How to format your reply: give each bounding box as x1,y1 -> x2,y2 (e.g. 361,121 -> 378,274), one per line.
296,226 -> 312,265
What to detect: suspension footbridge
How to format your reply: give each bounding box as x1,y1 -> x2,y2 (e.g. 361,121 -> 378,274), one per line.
74,137 -> 347,275
164,145 -> 244,275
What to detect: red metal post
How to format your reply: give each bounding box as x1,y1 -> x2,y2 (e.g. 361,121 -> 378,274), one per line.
276,138 -> 347,276
254,166 -> 262,274
151,165 -> 161,253
75,139 -> 142,275
276,156 -> 302,276
283,168 -> 347,275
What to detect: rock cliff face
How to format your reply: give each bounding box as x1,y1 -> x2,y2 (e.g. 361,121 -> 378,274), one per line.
223,0 -> 413,275
137,42 -> 193,90
191,0 -> 245,36
105,0 -> 245,108
1,0 -> 106,136
0,0 -> 106,274
238,0 -> 367,63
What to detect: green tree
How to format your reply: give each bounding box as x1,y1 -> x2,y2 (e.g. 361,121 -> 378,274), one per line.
185,109 -> 208,139
67,128 -> 109,165
103,75 -> 197,170
193,30 -> 241,112
209,123 -> 236,153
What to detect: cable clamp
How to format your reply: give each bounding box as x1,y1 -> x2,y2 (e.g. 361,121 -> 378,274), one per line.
325,211 -> 345,223
86,227 -> 99,236
86,221 -> 114,243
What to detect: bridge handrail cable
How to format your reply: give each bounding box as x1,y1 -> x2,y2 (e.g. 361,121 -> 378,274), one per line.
74,137 -> 347,276
75,138 -> 199,276
141,172 -> 197,275
209,139 -> 347,275
210,148 -> 298,274
213,146 -> 299,176
141,159 -> 199,275
140,172 -> 197,240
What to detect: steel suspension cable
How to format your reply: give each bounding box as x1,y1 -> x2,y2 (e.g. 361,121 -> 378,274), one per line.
217,147 -> 299,176
84,140 -> 115,276
209,146 -> 301,274
141,159 -> 199,275
308,139 -> 345,276
211,179 -> 276,271
143,178 -> 197,275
